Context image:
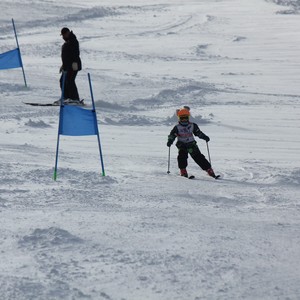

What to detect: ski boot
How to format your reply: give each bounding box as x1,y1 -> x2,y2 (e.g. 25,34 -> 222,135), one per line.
64,98 -> 82,105
53,99 -> 64,105
180,169 -> 188,178
206,168 -> 216,178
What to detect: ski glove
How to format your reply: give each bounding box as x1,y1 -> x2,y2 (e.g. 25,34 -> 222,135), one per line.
72,62 -> 79,71
167,140 -> 173,147
198,132 -> 210,142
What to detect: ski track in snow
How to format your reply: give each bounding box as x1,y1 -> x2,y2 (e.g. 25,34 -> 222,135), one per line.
1,0 -> 300,299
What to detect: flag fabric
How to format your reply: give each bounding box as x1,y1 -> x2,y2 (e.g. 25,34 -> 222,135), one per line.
54,72 -> 105,180
0,48 -> 22,70
59,105 -> 98,136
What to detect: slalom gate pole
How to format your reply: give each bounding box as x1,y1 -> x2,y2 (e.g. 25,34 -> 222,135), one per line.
206,141 -> 212,166
53,112 -> 62,181
167,146 -> 171,174
12,18 -> 27,87
53,72 -> 66,180
88,73 -> 106,176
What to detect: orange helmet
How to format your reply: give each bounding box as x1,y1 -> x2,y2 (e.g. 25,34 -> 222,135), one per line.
177,108 -> 190,119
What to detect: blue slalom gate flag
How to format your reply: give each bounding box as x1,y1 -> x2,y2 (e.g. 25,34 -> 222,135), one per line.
0,48 -> 22,70
59,105 -> 98,136
0,19 -> 27,86
54,72 -> 105,180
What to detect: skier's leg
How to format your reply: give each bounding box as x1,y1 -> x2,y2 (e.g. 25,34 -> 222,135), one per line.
183,142 -> 217,178
188,145 -> 209,169
178,148 -> 188,176
67,70 -> 79,100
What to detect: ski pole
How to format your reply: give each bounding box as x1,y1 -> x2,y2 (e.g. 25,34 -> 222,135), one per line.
167,146 -> 171,174
206,141 -> 212,166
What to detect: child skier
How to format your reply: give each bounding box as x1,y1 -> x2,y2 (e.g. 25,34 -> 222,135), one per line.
167,107 -> 218,178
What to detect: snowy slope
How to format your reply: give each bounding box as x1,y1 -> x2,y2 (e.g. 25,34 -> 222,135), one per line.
0,0 -> 300,299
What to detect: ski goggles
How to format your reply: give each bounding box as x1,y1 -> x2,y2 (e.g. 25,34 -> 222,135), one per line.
179,116 -> 189,121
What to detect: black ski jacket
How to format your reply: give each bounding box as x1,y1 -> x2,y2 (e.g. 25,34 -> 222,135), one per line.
61,31 -> 82,71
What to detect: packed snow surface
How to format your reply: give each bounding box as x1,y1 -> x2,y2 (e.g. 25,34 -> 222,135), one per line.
0,0 -> 300,299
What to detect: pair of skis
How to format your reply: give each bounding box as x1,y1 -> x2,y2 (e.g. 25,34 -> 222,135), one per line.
24,99 -> 85,106
182,174 -> 220,180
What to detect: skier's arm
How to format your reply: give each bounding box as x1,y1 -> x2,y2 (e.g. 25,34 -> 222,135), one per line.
70,38 -> 80,71
193,123 -> 210,142
167,126 -> 178,147
70,38 -> 80,61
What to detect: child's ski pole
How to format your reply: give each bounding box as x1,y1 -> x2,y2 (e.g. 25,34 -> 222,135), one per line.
206,142 -> 212,165
206,141 -> 220,179
167,146 -> 171,174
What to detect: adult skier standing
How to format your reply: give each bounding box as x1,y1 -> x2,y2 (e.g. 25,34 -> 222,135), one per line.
167,107 -> 218,178
59,27 -> 82,102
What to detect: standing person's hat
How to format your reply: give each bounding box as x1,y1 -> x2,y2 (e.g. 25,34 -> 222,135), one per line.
60,27 -> 70,35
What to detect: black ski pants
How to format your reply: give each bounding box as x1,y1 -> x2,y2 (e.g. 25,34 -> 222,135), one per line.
60,70 -> 80,100
176,141 -> 211,171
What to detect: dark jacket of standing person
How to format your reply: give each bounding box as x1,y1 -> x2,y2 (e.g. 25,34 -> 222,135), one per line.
61,30 -> 82,72
59,27 -> 82,101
